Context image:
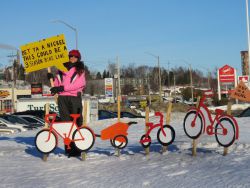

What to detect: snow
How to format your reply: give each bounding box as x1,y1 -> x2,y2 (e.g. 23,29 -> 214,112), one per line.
0,112 -> 250,188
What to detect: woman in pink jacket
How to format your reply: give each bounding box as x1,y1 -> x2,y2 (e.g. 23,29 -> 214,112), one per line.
48,49 -> 86,157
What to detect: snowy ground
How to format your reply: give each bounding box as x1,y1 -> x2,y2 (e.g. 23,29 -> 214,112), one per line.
0,112 -> 250,188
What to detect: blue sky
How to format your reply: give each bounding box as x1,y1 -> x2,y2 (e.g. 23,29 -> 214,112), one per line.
0,0 -> 248,75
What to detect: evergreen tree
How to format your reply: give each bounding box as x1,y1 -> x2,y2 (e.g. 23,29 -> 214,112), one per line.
102,70 -> 107,78
96,72 -> 102,79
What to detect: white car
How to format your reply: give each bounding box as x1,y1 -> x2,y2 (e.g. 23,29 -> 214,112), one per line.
0,118 -> 27,132
0,127 -> 20,134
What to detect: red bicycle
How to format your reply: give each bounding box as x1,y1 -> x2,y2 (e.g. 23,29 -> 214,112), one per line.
183,92 -> 239,147
140,112 -> 175,148
35,114 -> 95,154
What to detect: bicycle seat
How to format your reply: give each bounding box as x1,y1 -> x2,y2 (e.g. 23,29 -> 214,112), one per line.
70,114 -> 80,119
215,109 -> 224,115
146,122 -> 153,127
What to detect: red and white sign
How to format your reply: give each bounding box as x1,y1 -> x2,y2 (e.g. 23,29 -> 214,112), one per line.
238,75 -> 249,83
203,90 -> 214,97
217,64 -> 237,101
219,65 -> 235,83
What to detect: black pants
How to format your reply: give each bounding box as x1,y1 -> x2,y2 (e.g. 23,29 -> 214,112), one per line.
58,95 -> 83,156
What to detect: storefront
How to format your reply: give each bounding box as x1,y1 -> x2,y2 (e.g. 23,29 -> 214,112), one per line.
0,88 -> 31,113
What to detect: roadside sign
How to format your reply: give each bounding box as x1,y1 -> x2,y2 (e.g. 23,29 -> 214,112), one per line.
219,65 -> 235,83
105,78 -> 113,98
230,81 -> 250,102
238,75 -> 249,84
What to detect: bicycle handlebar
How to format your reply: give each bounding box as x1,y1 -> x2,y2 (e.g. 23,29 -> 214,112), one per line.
44,114 -> 57,124
154,112 -> 164,125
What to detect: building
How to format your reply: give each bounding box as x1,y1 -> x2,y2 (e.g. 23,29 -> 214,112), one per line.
0,87 -> 31,113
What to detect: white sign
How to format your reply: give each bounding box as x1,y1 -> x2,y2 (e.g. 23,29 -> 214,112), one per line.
105,78 -> 113,99
17,97 -> 99,123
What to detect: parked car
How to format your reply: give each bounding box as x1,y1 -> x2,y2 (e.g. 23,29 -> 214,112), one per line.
0,115 -> 41,129
98,110 -> 144,120
0,118 -> 27,132
0,126 -> 19,134
16,115 -> 45,126
238,107 -> 250,117
13,110 -> 61,121
120,112 -> 144,118
98,110 -> 117,120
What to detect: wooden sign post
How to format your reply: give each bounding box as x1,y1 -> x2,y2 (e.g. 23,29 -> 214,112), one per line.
145,106 -> 150,155
223,102 -> 232,156
116,95 -> 121,157
192,96 -> 200,157
81,100 -> 88,161
42,103 -> 50,161
162,102 -> 173,153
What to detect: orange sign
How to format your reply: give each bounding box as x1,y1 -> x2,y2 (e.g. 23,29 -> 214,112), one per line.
230,81 -> 250,102
0,90 -> 10,99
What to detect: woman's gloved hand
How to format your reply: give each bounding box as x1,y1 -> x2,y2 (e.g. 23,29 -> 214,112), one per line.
47,73 -> 54,80
50,86 -> 64,95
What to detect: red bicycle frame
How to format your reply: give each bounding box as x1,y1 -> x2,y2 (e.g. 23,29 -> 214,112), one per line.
140,112 -> 166,143
190,94 -> 239,139
44,114 -> 86,149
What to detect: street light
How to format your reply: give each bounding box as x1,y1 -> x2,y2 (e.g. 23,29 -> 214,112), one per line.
51,19 -> 78,49
145,52 -> 162,102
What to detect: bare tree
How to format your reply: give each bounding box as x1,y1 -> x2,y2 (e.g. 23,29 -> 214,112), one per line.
107,63 -> 116,77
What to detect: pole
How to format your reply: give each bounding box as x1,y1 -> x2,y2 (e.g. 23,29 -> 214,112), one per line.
42,103 -> 50,161
208,71 -> 211,89
224,102 -> 232,156
158,56 -> 162,102
167,61 -> 170,89
189,64 -> 194,105
75,29 -> 78,50
51,20 -> 78,49
192,96 -> 200,157
145,52 -> 161,102
11,61 -> 15,113
246,0 -> 250,76
217,69 -> 221,100
117,56 -> 121,96
174,74 -> 176,99
147,74 -> 151,105
145,106 -> 150,155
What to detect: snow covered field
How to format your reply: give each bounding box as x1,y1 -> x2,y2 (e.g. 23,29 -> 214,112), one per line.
0,112 -> 250,188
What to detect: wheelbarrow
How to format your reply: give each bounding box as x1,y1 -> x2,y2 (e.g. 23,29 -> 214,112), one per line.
95,121 -> 137,149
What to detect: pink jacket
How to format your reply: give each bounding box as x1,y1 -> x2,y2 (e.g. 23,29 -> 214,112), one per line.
54,67 -> 86,97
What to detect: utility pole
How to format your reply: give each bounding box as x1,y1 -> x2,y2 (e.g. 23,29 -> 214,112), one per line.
7,52 -> 19,113
189,64 -> 194,105
147,74 -> 151,105
117,56 -> 121,96
174,74 -> 176,100
145,52 -> 162,102
158,56 -> 162,102
167,61 -> 170,88
207,71 -> 211,89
